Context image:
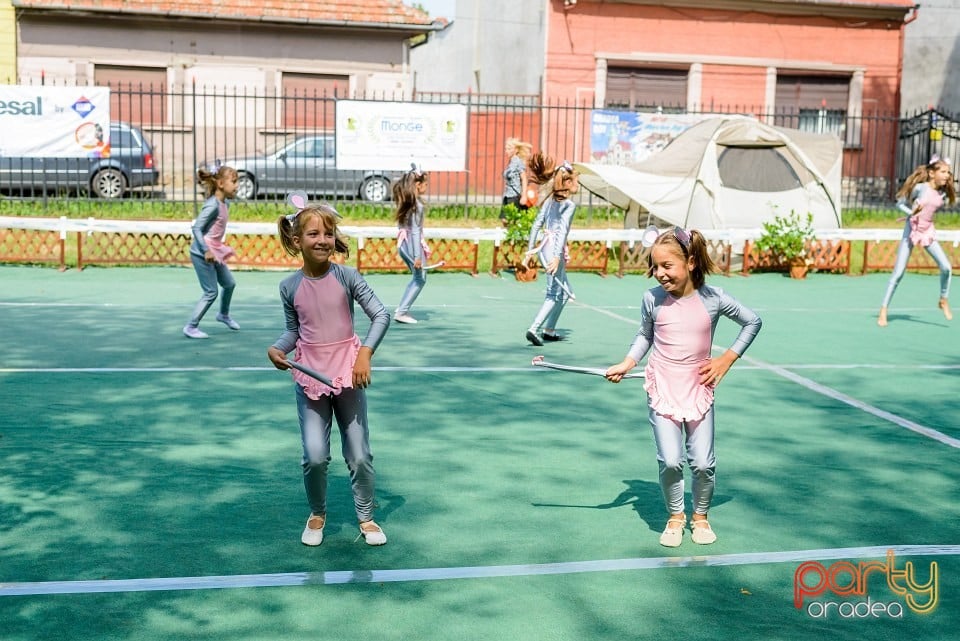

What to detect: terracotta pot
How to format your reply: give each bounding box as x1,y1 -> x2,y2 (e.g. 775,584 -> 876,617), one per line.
789,258 -> 808,279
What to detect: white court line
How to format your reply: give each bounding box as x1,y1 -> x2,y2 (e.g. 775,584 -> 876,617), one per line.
1,544 -> 956,597
741,356 -> 960,449
569,298 -> 960,449
4,364 -> 960,375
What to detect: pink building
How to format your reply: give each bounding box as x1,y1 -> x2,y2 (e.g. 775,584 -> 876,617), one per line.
536,0 -> 916,193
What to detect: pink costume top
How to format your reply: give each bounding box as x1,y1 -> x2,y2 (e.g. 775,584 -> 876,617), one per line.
643,293 -> 715,421
907,184 -> 944,247
289,273 -> 362,400
203,201 -> 237,263
397,201 -> 430,260
626,285 -> 762,422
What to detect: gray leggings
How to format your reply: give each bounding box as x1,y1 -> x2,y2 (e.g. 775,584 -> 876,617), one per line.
396,245 -> 426,314
295,384 -> 376,522
649,404 -> 716,516
881,234 -> 952,308
528,261 -> 571,332
187,252 -> 235,326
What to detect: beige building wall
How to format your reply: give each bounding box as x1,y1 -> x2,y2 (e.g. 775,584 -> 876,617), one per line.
0,0 -> 15,83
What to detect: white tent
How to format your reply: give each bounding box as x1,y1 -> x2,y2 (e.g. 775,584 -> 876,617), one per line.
575,115 -> 843,230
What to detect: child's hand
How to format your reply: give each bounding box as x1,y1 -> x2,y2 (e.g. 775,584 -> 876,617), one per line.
414,258 -> 422,269
699,350 -> 738,387
267,346 -> 289,370
353,347 -> 373,388
204,250 -> 216,263
546,257 -> 560,274
605,357 -> 637,383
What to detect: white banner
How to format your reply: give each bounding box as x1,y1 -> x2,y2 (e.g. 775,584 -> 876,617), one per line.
335,100 -> 467,171
0,86 -> 111,158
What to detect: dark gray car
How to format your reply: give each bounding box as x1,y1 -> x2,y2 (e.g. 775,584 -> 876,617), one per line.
0,122 -> 160,199
205,135 -> 394,202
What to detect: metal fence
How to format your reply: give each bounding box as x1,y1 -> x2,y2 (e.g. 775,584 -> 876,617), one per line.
3,84 -> 959,217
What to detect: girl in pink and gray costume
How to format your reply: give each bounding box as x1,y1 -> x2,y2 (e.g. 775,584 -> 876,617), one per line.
606,227 -> 761,548
267,198 -> 391,547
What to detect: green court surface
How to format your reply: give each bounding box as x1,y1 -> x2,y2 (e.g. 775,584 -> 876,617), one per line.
1,264 -> 957,641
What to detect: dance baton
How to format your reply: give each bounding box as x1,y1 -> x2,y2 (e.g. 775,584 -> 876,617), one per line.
424,260 -> 446,270
531,355 -> 645,379
287,360 -> 335,387
535,250 -> 576,300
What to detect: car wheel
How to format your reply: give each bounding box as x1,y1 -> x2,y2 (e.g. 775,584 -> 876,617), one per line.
235,172 -> 257,200
91,168 -> 127,199
360,176 -> 390,202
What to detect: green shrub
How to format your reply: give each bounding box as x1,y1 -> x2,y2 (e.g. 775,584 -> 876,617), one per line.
755,210 -> 815,261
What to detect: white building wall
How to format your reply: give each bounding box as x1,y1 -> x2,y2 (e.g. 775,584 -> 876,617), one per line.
410,0 -> 545,96
901,1 -> 960,113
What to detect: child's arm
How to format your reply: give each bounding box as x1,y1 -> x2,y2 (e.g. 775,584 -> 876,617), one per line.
191,198 -> 219,261
606,290 -> 655,383
411,204 -> 425,268
350,268 -> 390,349
267,277 -> 301,370
698,288 -> 762,386
350,270 -> 389,387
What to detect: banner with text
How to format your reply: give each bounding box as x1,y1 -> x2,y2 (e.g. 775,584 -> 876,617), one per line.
335,100 -> 467,172
0,86 -> 111,158
589,110 -> 710,166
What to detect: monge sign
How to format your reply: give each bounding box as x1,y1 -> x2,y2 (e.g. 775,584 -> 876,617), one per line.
0,86 -> 111,158
335,100 -> 467,172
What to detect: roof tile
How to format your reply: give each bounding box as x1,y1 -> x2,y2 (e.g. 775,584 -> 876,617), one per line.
13,0 -> 436,26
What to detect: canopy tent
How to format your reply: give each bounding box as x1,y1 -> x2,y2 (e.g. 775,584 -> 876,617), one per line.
575,115 -> 843,230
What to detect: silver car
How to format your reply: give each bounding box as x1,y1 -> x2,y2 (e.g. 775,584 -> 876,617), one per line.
205,135 -> 394,202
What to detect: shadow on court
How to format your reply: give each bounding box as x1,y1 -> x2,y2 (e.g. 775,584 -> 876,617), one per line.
1,266 -> 958,641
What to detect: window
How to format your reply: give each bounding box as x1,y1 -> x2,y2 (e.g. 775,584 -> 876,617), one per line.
774,75 -> 849,138
605,67 -> 687,112
281,73 -> 348,130
94,65 -> 167,126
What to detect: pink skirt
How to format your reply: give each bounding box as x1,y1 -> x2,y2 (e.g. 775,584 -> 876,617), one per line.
204,236 -> 236,263
294,334 -> 362,400
643,358 -> 714,422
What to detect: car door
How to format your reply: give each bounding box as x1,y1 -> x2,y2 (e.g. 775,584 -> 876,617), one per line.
274,137 -> 317,195
314,136 -> 339,196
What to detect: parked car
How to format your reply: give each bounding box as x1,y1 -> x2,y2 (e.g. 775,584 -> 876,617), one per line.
0,122 -> 160,199
202,135 -> 394,202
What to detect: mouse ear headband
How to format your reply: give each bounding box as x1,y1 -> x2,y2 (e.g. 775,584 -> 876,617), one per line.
285,190 -> 341,222
930,154 -> 952,167
641,225 -> 691,250
408,162 -> 425,178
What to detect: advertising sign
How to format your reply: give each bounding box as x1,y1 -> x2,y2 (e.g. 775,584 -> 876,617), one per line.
0,86 -> 111,158
589,110 -> 709,167
335,100 -> 467,172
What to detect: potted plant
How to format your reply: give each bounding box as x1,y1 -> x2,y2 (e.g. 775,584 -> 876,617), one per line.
755,210 -> 816,279
501,203 -> 539,281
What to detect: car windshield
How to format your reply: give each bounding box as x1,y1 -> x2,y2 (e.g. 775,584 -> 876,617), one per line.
263,137 -> 295,156
267,137 -> 334,158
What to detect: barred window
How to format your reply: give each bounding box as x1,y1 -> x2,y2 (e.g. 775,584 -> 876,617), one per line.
775,75 -> 849,138
281,73 -> 347,130
605,67 -> 687,112
94,65 -> 167,126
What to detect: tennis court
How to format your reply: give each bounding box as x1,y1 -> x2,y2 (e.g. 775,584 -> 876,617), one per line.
1,264 -> 957,641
